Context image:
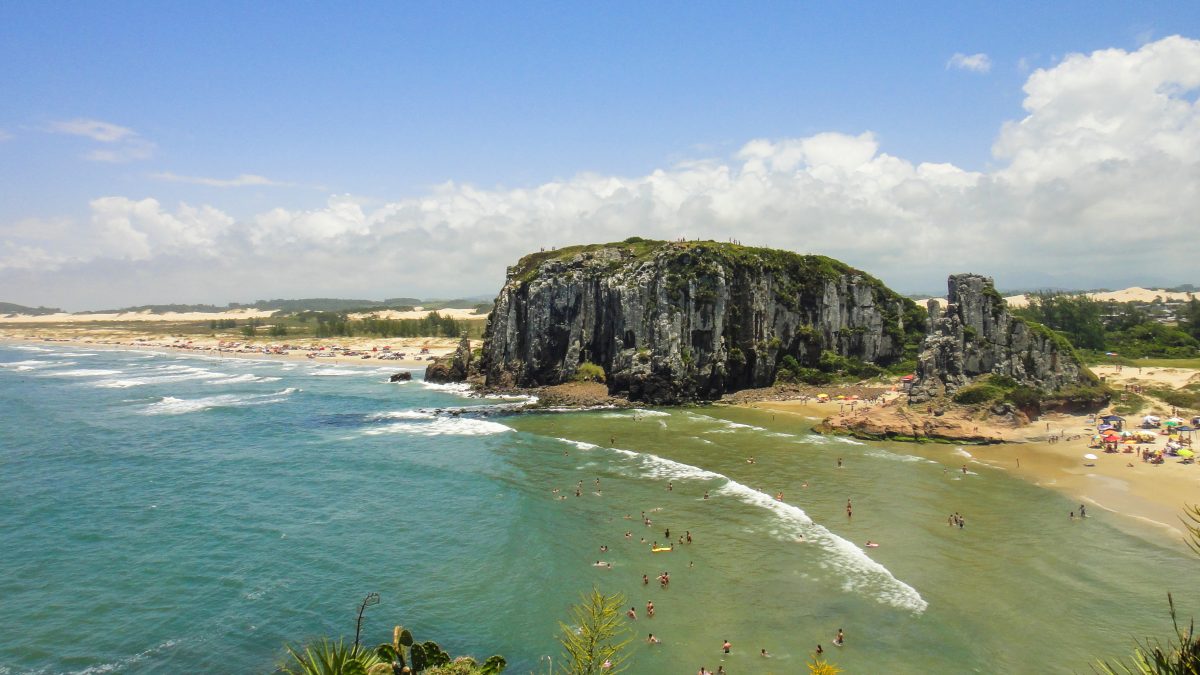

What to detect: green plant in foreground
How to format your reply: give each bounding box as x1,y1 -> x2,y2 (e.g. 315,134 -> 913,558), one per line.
281,638 -> 388,675
559,587 -> 632,675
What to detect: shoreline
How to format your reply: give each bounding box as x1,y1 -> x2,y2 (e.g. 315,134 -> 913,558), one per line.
744,398 -> 1199,542
0,331 -> 456,371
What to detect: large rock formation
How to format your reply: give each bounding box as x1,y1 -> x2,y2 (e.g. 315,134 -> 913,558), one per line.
424,333 -> 473,383
480,239 -> 925,404
909,274 -> 1092,402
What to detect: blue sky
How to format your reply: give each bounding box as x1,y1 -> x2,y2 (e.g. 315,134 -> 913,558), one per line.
1,2 -> 1199,309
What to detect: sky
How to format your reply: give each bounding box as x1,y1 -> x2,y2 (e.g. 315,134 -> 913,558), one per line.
1,2 -> 1199,310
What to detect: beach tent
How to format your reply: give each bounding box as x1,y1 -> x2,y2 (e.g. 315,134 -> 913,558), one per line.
1142,415 -> 1161,425
1097,424 -> 1113,431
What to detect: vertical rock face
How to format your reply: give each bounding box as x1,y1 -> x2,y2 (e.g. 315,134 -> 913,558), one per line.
480,240 -> 924,403
424,333 -> 472,383
909,274 -> 1090,402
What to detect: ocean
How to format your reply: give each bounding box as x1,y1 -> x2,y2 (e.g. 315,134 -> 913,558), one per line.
0,343 -> 1195,674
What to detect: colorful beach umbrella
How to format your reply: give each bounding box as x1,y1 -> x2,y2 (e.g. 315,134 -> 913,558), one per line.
1178,449 -> 1195,459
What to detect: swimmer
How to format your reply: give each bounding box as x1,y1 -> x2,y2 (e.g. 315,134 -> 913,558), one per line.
665,528 -> 670,539
627,607 -> 637,620
865,540 -> 878,547
816,644 -> 824,655
775,491 -> 783,501
686,530 -> 692,543
962,464 -> 968,474
646,600 -> 654,617
642,574 -> 649,585
647,633 -> 660,644
703,491 -> 709,500
834,628 -> 844,646
801,480 -> 809,488
722,639 -> 731,654
747,456 -> 755,464
837,457 -> 843,468
667,482 -> 673,491
600,545 -> 608,553
760,648 -> 770,658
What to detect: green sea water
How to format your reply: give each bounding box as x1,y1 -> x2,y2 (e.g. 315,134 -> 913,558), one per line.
0,343 -> 1195,674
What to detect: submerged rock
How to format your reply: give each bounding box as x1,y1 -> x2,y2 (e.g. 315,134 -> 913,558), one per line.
389,371 -> 412,382
479,239 -> 925,404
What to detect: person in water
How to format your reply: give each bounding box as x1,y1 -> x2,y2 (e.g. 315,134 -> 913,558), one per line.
627,607 -> 637,619
703,491 -> 709,499
1080,503 -> 1087,518
815,644 -> 824,655
837,457 -> 843,468
643,574 -> 649,585
835,628 -> 845,646
646,600 -> 654,617
647,633 -> 660,644
722,639 -> 731,654
686,530 -> 692,543
760,648 -> 770,658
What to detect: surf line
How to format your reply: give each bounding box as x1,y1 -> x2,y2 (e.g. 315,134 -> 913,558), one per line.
552,437 -> 928,614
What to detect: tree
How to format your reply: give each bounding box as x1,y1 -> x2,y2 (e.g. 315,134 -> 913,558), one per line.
1178,298 -> 1200,341
1096,505 -> 1200,673
558,587 -> 632,675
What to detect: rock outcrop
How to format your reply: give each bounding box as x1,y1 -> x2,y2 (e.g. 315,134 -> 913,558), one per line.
424,333 -> 473,384
480,239 -> 926,404
389,371 -> 412,382
909,274 -> 1092,403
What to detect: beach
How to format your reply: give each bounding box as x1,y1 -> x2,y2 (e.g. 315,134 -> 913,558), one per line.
744,365 -> 1200,542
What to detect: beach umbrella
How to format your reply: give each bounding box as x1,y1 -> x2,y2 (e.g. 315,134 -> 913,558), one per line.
1084,453 -> 1098,460
1176,426 -> 1195,432
1166,420 -> 1182,427
1102,415 -> 1125,422
1178,449 -> 1195,459
1097,424 -> 1113,431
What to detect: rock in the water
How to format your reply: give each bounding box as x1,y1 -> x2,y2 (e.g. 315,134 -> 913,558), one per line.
479,239 -> 926,404
909,274 -> 1093,403
424,333 -> 473,383
389,372 -> 412,382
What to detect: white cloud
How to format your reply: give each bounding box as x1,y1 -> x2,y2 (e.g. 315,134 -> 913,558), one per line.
47,118 -> 136,142
3,36 -> 1200,306
0,129 -> 13,142
151,172 -> 289,188
947,52 -> 992,73
46,118 -> 155,162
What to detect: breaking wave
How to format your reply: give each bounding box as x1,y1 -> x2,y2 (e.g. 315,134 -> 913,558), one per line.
143,388 -> 298,415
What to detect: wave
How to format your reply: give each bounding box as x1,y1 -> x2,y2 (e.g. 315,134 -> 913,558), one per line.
555,437 -> 928,613
684,411 -> 766,431
204,373 -> 281,385
715,480 -> 927,613
0,359 -> 53,371
954,448 -> 973,458
831,436 -> 865,445
53,351 -> 98,357
10,344 -> 52,351
418,381 -> 473,394
308,367 -> 374,376
143,388 -> 298,415
362,417 -> 512,437
367,410 -> 436,421
66,638 -> 181,675
41,368 -> 125,378
95,366 -> 228,388
554,438 -> 600,451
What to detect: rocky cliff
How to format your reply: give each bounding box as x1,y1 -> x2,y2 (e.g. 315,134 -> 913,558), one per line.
479,239 -> 926,404
909,274 -> 1094,403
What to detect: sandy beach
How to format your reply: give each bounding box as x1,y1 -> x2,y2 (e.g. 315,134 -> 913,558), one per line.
0,330 -> 457,370
743,387 -> 1200,542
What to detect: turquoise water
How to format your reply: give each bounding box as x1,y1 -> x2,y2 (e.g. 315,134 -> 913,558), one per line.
1,343 -> 1196,674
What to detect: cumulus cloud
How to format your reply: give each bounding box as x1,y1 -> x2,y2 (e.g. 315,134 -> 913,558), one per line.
151,172 -> 290,188
4,36 -> 1200,307
947,52 -> 992,73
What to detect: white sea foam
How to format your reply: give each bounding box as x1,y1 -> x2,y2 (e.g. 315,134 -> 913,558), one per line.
41,368 -> 125,378
864,449 -> 925,463
631,408 -> 670,417
1,359 -> 53,371
142,388 -> 298,415
368,410 -> 436,421
67,638 -> 181,675
362,417 -> 512,436
715,480 -> 927,613
831,436 -> 865,445
559,436 -> 927,613
95,366 -> 227,388
204,373 -> 281,385
554,438 -> 600,451
954,448 -> 973,458
685,411 -> 765,431
10,344 -> 51,351
53,351 -> 98,357
419,381 -> 473,394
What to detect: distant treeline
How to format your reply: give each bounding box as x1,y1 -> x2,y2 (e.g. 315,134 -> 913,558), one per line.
1014,292 -> 1200,358
0,302 -> 62,316
301,311 -> 484,338
75,296 -> 493,315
